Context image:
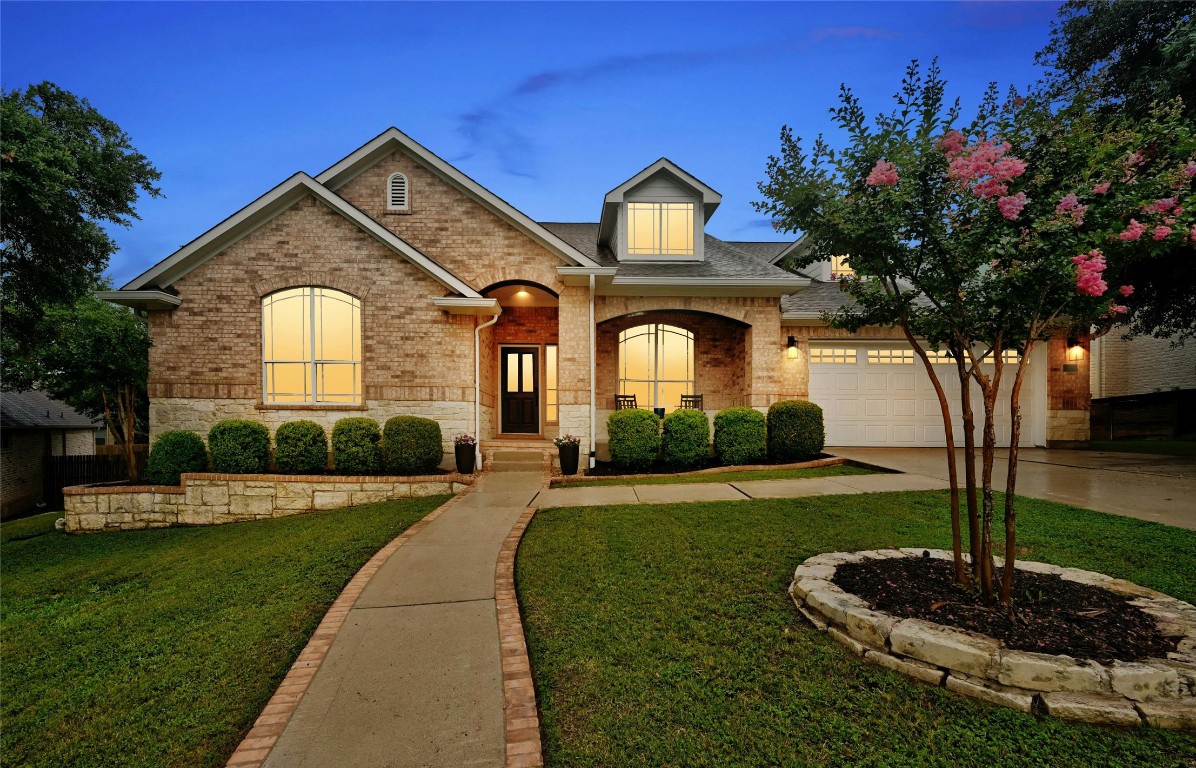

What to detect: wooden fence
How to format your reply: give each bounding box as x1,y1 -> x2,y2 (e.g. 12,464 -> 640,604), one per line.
43,448 -> 146,510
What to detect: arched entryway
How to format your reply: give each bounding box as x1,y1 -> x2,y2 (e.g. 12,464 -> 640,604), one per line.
479,282 -> 560,438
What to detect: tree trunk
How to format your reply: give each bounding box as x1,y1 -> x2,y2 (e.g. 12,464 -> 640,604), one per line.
1000,343 -> 1033,606
954,348 -> 980,582
973,349 -> 1004,605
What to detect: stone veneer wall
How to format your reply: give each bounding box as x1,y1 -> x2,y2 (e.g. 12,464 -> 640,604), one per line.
64,473 -> 472,533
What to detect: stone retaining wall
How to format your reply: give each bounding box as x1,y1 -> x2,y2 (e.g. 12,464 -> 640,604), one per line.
790,549 -> 1196,730
64,472 -> 473,533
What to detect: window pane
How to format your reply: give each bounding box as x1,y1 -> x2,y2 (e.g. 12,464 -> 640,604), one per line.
657,325 -> 692,381
658,381 -> 692,413
265,289 -> 309,361
546,345 -> 558,424
317,363 -> 358,402
317,291 -> 358,361
662,203 -> 693,255
522,353 -> 534,392
506,353 -> 519,393
267,362 -> 310,402
619,327 -> 654,381
627,203 -> 660,255
546,345 -> 558,390
620,380 -> 652,409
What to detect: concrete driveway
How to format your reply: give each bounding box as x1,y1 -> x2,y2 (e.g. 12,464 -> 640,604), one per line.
830,447 -> 1196,531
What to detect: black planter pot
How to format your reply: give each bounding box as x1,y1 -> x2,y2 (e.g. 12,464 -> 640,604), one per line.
558,443 -> 580,475
455,443 -> 477,474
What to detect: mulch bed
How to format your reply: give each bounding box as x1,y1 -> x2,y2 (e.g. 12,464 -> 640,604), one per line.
832,556 -> 1177,663
582,454 -> 836,477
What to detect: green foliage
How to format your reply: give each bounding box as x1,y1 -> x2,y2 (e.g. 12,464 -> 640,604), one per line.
713,408 -> 767,466
330,418 -> 382,475
273,420 -> 328,474
606,409 -> 661,470
1,82 -> 161,351
660,409 -> 710,469
145,431 -> 207,486
767,400 -> 825,462
207,420 -> 270,474
381,416 -> 443,475
0,495 -> 447,768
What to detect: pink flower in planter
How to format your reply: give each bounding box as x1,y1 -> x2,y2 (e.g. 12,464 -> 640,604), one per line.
1092,182 -> 1112,195
1118,219 -> 1146,241
997,192 -> 1027,220
1119,285 -> 1134,297
1153,225 -> 1172,241
1073,249 -> 1108,297
866,160 -> 899,186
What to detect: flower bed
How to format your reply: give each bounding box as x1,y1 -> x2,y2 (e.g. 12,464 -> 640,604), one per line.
64,472 -> 473,533
550,455 -> 852,486
790,549 -> 1196,729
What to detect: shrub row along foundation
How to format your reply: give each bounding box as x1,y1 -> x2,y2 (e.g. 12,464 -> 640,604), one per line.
64,473 -> 472,533
790,549 -> 1196,730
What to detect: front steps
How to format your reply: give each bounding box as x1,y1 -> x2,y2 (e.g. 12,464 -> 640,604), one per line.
482,439 -> 556,472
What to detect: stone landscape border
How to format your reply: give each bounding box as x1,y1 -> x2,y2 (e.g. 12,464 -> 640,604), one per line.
790,549 -> 1196,729
64,472 -> 474,533
549,456 -> 857,486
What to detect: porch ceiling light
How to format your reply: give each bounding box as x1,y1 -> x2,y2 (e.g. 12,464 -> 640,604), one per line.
787,335 -> 799,359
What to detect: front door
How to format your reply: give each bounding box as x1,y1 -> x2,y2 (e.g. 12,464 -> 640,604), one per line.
501,347 -> 539,434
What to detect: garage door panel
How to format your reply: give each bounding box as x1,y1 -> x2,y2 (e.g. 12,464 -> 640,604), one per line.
894,399 -> 915,417
865,399 -> 888,416
864,373 -> 888,390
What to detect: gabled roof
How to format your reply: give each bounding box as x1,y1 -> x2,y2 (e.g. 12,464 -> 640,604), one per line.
119,173 -> 479,298
315,127 -> 600,268
1,390 -> 97,430
598,158 -> 722,247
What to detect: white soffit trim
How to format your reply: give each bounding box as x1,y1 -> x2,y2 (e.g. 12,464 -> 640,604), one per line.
772,234 -> 807,265
315,127 -> 601,269
432,297 -> 501,315
95,290 -> 181,310
557,266 -> 618,287
603,275 -> 810,297
121,173 -> 480,298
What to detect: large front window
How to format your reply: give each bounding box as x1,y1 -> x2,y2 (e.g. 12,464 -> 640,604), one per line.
627,202 -> 694,256
262,287 -> 362,404
618,323 -> 694,412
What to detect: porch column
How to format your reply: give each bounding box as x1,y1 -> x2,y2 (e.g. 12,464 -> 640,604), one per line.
556,285 -> 592,451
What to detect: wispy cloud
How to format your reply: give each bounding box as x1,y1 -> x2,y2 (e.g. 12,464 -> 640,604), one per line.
809,26 -> 897,44
735,219 -> 781,233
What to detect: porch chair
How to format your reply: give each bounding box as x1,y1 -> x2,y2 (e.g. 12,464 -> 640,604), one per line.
615,394 -> 638,410
679,394 -> 704,410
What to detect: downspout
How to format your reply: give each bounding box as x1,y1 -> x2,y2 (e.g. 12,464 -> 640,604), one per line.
589,274 -> 597,469
475,308 -> 501,467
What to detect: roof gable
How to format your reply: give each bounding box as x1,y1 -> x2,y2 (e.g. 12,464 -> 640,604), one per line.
598,158 -> 722,247
315,128 -> 600,268
120,173 -> 479,297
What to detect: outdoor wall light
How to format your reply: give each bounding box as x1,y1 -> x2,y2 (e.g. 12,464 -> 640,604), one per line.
1066,335 -> 1084,361
787,336 -> 800,359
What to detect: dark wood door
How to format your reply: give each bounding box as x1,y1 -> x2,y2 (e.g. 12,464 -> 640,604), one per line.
501,347 -> 539,434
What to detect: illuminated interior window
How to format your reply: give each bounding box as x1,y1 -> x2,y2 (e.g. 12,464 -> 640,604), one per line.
830,254 -> 854,279
928,349 -> 1021,364
545,345 -> 558,424
809,347 -> 857,364
627,202 -> 694,256
618,323 -> 694,411
262,287 -> 361,404
867,348 -> 915,365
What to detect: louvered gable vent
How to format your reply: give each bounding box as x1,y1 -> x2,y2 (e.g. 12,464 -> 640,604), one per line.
387,172 -> 409,211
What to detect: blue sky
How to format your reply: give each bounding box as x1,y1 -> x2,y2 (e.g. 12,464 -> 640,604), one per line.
2,1 -> 1061,286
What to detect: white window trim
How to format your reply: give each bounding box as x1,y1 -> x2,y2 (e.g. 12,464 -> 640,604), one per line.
387,171 -> 410,212
262,287 -> 362,405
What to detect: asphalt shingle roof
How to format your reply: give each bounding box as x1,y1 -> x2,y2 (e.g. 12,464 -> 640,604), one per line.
781,280 -> 861,317
1,390 -> 97,430
723,241 -> 790,262
539,223 -> 798,280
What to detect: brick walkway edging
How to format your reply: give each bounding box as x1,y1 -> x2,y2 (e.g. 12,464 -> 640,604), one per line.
224,484 -> 478,768
495,490 -> 548,767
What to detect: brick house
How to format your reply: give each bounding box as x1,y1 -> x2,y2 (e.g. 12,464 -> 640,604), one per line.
100,129 -> 1091,467
1,390 -> 97,518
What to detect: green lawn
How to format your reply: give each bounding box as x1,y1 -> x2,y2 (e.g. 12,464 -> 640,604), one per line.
1,496 -> 449,768
517,492 -> 1196,767
1088,439 -> 1196,457
561,464 -> 873,487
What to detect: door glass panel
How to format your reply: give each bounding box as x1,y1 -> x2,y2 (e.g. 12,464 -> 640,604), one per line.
546,345 -> 558,423
506,353 -> 519,393
522,353 -> 534,392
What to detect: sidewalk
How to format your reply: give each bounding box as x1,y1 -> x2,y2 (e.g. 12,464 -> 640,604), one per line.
532,471 -> 948,508
262,472 -> 542,768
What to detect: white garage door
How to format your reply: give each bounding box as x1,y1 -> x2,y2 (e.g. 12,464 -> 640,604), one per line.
808,342 -> 1047,447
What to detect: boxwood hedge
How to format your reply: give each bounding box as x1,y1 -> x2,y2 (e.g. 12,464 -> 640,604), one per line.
607,409 -> 661,470
145,430 -> 208,485
767,400 -> 825,462
274,420 -> 329,474
382,416 -> 443,475
207,420 -> 271,474
713,407 -> 767,466
661,408 -> 710,469
331,418 -> 382,475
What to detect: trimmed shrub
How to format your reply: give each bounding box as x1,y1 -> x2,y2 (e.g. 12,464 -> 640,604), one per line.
145,430 -> 207,485
274,420 -> 329,474
767,400 -> 825,462
661,408 -> 710,469
331,418 -> 382,475
382,416 -> 444,475
607,409 -> 660,470
713,407 -> 767,466
207,419 -> 271,474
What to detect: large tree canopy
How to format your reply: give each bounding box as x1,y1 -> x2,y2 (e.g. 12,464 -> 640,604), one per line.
1,82 -> 161,347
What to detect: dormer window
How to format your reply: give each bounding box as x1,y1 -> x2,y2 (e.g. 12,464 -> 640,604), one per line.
830,254 -> 854,280
387,172 -> 410,211
627,202 -> 694,257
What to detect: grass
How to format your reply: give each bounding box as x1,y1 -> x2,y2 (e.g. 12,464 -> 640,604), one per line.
1088,439 -> 1196,457
517,491 -> 1196,767
561,464 -> 872,487
1,496 -> 449,768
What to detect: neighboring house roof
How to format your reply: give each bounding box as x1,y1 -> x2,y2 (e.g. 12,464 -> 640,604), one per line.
723,241 -> 790,262
115,173 -> 481,300
315,127 -> 601,269
781,280 -> 860,320
1,390 -> 96,430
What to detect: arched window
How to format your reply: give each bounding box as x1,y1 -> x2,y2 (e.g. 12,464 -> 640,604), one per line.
262,287 -> 362,404
618,323 -> 694,412
387,172 -> 409,211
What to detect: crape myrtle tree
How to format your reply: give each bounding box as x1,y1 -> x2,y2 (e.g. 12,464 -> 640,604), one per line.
756,61 -> 1195,607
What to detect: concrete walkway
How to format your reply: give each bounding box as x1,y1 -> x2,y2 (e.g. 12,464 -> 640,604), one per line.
830,448 -> 1196,531
263,472 -> 542,768
533,471 -> 948,508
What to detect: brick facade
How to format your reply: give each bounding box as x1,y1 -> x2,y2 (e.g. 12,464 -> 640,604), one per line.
1046,335 -> 1091,445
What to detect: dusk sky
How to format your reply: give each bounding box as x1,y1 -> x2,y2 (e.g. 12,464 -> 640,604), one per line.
2,1 -> 1062,286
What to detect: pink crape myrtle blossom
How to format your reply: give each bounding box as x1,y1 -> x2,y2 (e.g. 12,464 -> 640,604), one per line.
1192,226 -> 1196,242
1184,161 -> 1196,178
947,138 -> 1027,199
938,130 -> 966,158
997,192 -> 1027,220
1154,197 -> 1178,213
866,160 -> 899,186
1056,193 -> 1080,213
1072,249 -> 1108,297
1110,304 -> 1129,315
1092,182 -> 1112,195
1127,150 -> 1146,167
1119,219 -> 1146,241
1119,285 -> 1135,297
1153,225 -> 1173,241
